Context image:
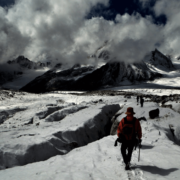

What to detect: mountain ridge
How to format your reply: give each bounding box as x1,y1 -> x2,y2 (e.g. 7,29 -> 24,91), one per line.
20,49 -> 172,93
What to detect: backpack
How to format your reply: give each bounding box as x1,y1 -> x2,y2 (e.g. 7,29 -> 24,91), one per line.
114,117 -> 137,146
122,117 -> 136,140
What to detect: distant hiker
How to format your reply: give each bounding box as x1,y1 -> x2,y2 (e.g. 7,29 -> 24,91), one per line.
117,107 -> 142,170
140,97 -> 144,107
137,96 -> 139,103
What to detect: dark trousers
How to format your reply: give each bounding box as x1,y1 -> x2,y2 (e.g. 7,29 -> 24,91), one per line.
121,141 -> 135,164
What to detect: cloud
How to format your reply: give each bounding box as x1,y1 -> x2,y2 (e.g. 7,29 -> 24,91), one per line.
108,13 -> 164,63
0,0 -> 180,67
77,13 -> 164,64
153,0 -> 180,57
0,7 -> 30,63
4,0 -> 109,65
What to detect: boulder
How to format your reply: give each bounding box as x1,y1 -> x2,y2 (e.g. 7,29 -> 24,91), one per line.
149,108 -> 159,119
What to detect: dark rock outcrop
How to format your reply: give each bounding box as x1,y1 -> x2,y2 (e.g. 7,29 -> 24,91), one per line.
149,108 -> 159,119
146,49 -> 175,71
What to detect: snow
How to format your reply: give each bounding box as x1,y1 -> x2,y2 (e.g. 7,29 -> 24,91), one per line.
0,90 -> 180,180
0,92 -> 120,170
2,47 -> 180,179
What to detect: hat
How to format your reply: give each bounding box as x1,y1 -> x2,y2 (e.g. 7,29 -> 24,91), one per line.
125,107 -> 135,115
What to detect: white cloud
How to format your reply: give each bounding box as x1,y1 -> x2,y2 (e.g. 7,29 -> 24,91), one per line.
4,0 -> 109,65
1,0 -> 180,66
0,6 -> 30,63
79,13 -> 164,63
153,0 -> 180,57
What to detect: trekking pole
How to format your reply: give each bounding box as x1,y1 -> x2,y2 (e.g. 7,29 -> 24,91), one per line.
137,137 -> 141,162
138,144 -> 140,162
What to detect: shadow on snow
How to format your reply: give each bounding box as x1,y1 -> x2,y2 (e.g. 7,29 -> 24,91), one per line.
134,165 -> 178,176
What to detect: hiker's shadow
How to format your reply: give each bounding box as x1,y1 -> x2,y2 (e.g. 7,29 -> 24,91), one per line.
133,165 -> 178,176
141,144 -> 154,150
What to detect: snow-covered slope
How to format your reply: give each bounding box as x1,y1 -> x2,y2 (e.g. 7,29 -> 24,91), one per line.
1,90 -> 180,180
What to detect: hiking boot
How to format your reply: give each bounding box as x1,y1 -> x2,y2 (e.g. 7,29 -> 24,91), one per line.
125,163 -> 130,170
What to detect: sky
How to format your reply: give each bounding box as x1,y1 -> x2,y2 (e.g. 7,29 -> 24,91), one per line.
0,0 -> 180,66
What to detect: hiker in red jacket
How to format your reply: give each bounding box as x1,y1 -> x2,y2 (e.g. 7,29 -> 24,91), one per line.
117,107 -> 142,170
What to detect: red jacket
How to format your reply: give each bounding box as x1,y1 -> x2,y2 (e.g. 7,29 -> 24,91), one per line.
117,115 -> 142,140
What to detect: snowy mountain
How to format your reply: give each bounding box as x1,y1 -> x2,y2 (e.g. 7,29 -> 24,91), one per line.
20,61 -> 158,93
0,56 -> 51,88
1,48 -> 176,92
144,49 -> 175,72
20,65 -> 95,93
20,49 -> 173,93
7,56 -> 51,70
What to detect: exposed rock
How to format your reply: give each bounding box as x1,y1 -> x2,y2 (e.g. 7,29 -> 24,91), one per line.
20,65 -> 95,93
149,108 -> 159,119
146,49 -> 175,71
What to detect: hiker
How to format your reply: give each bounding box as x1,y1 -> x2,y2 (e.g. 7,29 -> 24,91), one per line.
137,96 -> 139,103
117,107 -> 142,170
140,97 -> 144,107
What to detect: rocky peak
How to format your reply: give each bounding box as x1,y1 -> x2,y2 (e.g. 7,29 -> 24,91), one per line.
149,49 -> 175,71
8,56 -> 51,69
